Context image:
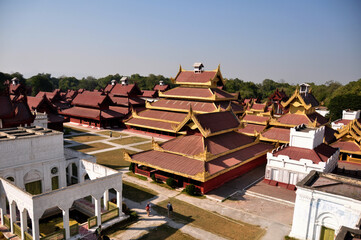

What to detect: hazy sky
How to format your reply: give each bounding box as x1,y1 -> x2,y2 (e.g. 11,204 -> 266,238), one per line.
0,0 -> 360,84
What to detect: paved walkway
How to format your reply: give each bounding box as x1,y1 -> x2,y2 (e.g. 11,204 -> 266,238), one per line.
122,173 -> 292,240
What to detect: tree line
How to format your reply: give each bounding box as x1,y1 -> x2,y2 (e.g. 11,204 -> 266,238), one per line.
0,71 -> 360,120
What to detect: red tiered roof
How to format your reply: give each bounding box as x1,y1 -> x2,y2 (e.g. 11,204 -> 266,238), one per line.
261,127 -> 290,142
243,115 -> 269,123
71,91 -> 112,109
273,143 -> 337,164
238,124 -> 266,135
153,84 -> 169,92
138,110 -> 186,122
151,99 -> 217,112
332,141 -> 360,152
175,71 -> 217,84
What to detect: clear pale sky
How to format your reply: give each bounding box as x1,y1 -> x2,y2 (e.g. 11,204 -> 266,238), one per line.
0,0 -> 360,84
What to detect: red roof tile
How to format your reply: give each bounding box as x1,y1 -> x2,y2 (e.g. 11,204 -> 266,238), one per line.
262,127 -> 290,142
334,119 -> 352,125
161,135 -> 205,155
218,101 -> 244,113
194,111 -> 240,134
162,87 -> 213,98
142,90 -> 158,98
273,143 -> 338,164
132,150 -> 205,177
175,71 -> 217,84
207,143 -> 273,174
2,101 -> 34,127
126,117 -> 175,131
153,84 -> 169,91
212,88 -> 235,99
137,110 -> 186,122
61,106 -> 124,120
151,99 -> 217,112
238,124 -> 266,135
277,113 -> 310,126
307,112 -> 329,125
243,114 -> 269,123
251,103 -> 267,111
332,140 -> 360,152
300,93 -> 319,107
72,91 -> 110,108
204,131 -> 255,155
108,83 -> 142,96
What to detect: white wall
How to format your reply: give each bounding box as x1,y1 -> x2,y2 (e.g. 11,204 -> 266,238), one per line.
342,110 -> 360,120
290,187 -> 361,240
289,126 -> 325,150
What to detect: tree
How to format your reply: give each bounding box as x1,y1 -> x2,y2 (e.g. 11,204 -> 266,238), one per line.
328,94 -> 361,121
79,76 -> 98,90
27,73 -> 54,96
58,76 -> 79,91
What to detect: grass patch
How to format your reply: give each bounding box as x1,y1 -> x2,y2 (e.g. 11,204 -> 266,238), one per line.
110,136 -> 149,145
66,133 -> 106,143
69,142 -> 113,153
126,172 -> 148,181
93,149 -> 136,168
133,141 -> 163,151
64,126 -> 89,134
138,223 -> 196,240
97,130 -> 128,138
123,181 -> 157,203
153,198 -> 265,240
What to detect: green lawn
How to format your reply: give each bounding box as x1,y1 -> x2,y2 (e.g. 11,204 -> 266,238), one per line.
138,223 -> 196,240
93,149 -> 137,168
126,172 -> 148,181
133,141 -> 163,151
64,126 -> 89,134
97,130 -> 129,138
65,133 -> 107,143
69,142 -> 114,153
109,136 -> 149,145
153,198 -> 265,240
123,181 -> 157,203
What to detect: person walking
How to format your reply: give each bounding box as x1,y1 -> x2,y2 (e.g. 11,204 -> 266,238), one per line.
145,202 -> 151,217
167,202 -> 173,218
95,225 -> 102,240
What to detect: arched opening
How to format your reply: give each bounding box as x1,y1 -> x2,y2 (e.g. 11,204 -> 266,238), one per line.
24,170 -> 43,195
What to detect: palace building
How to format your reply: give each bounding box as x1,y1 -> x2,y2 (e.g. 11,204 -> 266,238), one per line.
0,126 -> 125,240
60,90 -> 129,128
258,84 -> 337,145
125,63 -> 244,135
264,125 -> 339,190
289,171 -> 361,240
332,118 -> 361,164
124,110 -> 273,193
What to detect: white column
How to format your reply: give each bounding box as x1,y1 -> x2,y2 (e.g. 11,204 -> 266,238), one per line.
31,217 -> 40,240
94,197 -> 102,227
67,164 -> 73,185
103,190 -> 109,210
20,209 -> 28,240
0,195 -> 6,226
116,190 -> 123,215
9,201 -> 16,233
62,209 -> 70,239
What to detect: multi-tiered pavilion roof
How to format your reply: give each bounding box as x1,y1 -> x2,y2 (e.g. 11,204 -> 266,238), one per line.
125,64 -> 244,135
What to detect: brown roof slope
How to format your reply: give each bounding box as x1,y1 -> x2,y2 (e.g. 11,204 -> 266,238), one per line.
109,83 -> 143,96
161,135 -> 205,155
131,150 -> 205,177
126,118 -> 175,131
273,143 -> 337,163
153,84 -> 169,92
162,87 -> 213,98
2,101 -> 34,127
212,88 -> 235,99
300,93 -> 319,107
307,112 -> 329,125
175,71 -> 217,84
243,115 -> 269,123
261,127 -> 290,142
238,124 -> 267,135
207,143 -> 273,175
276,114 -> 310,126
218,101 -> 244,113
151,99 -> 217,112
194,111 -> 240,134
332,140 -> 360,152
138,110 -> 186,122
72,91 -> 110,108
204,131 -> 255,155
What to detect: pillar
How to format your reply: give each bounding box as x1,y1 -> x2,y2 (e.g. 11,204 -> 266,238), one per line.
20,209 -> 28,240
9,201 -> 16,233
103,190 -> 109,210
62,209 -> 70,239
94,197 -> 102,227
0,195 -> 6,226
116,190 -> 123,215
67,164 -> 73,185
31,216 -> 40,240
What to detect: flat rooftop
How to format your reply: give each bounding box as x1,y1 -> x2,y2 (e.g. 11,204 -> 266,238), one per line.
298,171 -> 361,201
0,126 -> 61,140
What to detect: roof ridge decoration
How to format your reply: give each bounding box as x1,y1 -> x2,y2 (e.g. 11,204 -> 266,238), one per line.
281,88 -> 312,110
192,145 -> 213,162
151,137 -> 164,152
